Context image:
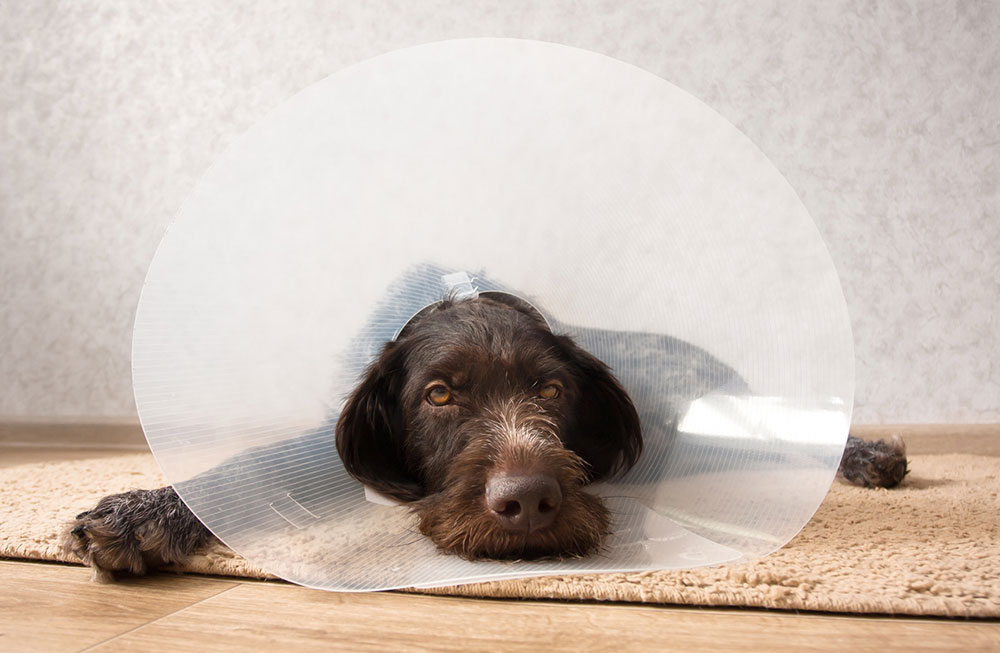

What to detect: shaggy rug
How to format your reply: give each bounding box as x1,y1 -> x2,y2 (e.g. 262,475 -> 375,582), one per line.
1,451 -> 997,617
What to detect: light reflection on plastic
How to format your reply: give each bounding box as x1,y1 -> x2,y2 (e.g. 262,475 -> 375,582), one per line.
678,395 -> 848,443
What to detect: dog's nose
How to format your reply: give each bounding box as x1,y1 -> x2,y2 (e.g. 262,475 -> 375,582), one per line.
485,472 -> 562,534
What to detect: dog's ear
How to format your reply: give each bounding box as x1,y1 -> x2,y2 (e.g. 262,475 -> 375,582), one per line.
556,336 -> 643,481
335,341 -> 424,502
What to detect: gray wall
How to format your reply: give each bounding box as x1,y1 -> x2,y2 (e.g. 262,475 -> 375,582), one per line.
1,1 -> 997,423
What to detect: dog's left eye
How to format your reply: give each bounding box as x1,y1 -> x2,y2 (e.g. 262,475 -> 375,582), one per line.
538,383 -> 560,399
426,384 -> 453,406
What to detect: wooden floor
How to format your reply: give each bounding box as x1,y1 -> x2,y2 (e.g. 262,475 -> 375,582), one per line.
3,559 -> 998,652
2,427 -> 999,652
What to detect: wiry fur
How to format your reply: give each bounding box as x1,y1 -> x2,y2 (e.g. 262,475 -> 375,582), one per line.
64,487 -> 212,582
335,295 -> 643,560
839,433 -> 909,488
411,398 -> 611,560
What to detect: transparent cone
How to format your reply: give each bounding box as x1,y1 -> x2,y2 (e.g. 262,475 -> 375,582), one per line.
132,39 -> 853,591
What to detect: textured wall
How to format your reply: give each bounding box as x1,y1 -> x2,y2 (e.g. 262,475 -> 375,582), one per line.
1,1 -> 997,422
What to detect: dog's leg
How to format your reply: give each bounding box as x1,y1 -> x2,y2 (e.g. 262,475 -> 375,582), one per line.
64,486 -> 212,582
838,433 -> 909,488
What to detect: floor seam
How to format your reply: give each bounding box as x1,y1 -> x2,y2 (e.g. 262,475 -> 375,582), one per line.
77,582 -> 241,652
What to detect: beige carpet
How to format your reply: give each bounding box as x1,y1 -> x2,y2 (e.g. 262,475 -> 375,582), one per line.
2,451 -> 997,618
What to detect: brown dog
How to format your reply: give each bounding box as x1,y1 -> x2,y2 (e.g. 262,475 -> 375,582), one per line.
66,294 -> 905,580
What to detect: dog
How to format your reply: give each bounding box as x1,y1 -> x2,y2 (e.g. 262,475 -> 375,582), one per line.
65,293 -> 907,580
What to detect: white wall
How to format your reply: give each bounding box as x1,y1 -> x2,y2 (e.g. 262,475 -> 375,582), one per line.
1,1 -> 997,423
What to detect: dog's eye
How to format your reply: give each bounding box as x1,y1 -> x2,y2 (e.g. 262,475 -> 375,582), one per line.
538,383 -> 560,399
426,384 -> 453,406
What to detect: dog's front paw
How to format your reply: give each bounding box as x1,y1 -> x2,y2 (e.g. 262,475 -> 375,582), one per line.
64,487 -> 211,582
839,434 -> 909,489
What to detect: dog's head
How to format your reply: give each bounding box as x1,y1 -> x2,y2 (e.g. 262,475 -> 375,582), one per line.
335,294 -> 642,560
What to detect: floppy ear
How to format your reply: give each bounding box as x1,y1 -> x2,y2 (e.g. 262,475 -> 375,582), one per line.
335,342 -> 424,502
556,336 -> 643,481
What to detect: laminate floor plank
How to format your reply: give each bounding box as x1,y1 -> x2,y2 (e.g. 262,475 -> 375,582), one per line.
0,560 -> 238,652
0,446 -> 145,469
89,580 -> 1000,653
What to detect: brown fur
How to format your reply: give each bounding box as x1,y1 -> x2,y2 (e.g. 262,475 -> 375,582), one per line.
335,295 -> 643,560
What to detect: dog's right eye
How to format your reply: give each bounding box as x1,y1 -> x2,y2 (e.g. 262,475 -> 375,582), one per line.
538,382 -> 562,400
426,384 -> 453,406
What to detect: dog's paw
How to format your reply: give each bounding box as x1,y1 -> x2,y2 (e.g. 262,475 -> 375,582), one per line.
64,487 -> 209,582
839,433 -> 909,489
